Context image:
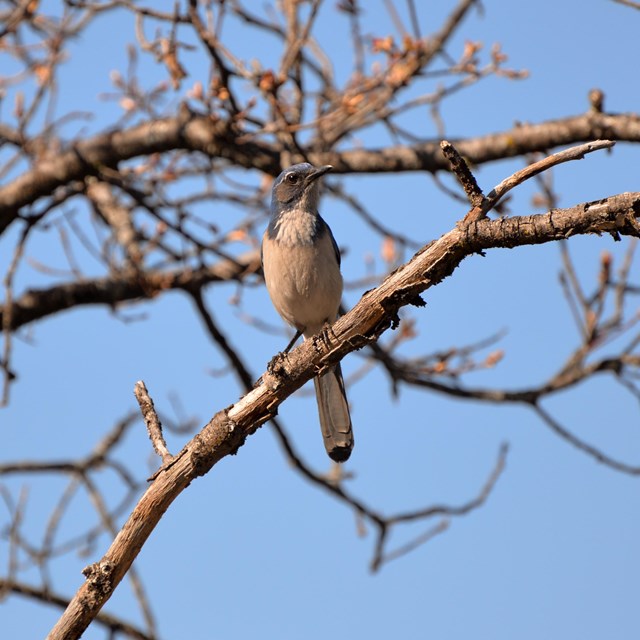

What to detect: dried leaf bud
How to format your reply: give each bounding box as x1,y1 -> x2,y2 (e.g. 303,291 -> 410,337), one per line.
381,236 -> 397,264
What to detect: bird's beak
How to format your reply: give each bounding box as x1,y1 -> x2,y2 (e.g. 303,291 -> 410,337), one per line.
306,165 -> 333,184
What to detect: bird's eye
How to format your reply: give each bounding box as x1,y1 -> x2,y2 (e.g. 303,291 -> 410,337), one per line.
286,173 -> 298,184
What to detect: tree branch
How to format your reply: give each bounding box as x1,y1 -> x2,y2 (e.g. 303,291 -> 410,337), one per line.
47,189 -> 640,639
3,109 -> 640,235
0,250 -> 261,331
0,579 -> 153,640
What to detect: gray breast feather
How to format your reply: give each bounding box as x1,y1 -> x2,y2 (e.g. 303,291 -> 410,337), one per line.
262,229 -> 343,337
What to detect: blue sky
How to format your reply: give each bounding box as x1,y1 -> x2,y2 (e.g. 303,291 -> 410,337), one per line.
2,1 -> 639,639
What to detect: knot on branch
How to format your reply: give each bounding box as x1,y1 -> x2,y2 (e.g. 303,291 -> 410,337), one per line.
378,287 -> 426,334
190,410 -> 241,475
82,560 -> 115,600
265,352 -> 290,388
376,306 -> 400,333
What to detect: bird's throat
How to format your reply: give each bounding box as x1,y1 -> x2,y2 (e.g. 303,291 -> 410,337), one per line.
272,208 -> 320,247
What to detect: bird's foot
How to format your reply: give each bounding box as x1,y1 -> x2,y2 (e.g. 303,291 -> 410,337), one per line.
319,321 -> 338,350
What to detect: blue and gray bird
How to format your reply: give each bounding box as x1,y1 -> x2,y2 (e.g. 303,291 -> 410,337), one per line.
261,163 -> 354,462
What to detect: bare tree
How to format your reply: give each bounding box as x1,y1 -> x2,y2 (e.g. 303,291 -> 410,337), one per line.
1,1 -> 639,638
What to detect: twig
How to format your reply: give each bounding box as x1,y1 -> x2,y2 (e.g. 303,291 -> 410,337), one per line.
373,519 -> 450,570
463,140 -> 615,223
440,139 -> 485,207
371,442 -> 509,571
492,140 -> 615,205
134,381 -> 173,464
532,403 -> 640,474
1,220 -> 33,405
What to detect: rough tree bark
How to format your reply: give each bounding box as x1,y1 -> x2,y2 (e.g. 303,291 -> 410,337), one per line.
47,186 -> 640,639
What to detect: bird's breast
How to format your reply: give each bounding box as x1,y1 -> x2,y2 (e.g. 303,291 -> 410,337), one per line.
262,226 -> 343,336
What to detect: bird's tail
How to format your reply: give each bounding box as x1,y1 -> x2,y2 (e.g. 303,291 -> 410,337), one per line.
313,363 -> 353,462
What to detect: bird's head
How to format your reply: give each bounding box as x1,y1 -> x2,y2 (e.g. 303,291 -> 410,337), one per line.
270,163 -> 332,214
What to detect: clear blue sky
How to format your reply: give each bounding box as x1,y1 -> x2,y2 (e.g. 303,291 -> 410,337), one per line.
2,1 -> 639,639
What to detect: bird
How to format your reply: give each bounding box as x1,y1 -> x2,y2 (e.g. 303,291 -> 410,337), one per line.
261,163 -> 354,462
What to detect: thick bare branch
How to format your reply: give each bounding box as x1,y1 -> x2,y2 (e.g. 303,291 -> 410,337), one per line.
3,110 -> 640,235
328,112 -> 640,172
0,250 -> 261,331
47,190 -> 640,639
0,108 -> 278,234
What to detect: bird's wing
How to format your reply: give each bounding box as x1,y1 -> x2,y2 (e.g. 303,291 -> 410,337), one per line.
317,214 -> 341,266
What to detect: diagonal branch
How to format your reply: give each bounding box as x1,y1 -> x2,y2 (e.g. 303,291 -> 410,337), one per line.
187,284 -> 497,570
47,189 -> 640,639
